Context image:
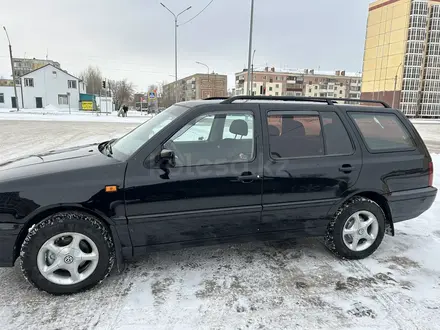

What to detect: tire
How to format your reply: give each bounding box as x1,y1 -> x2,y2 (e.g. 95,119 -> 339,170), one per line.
325,197 -> 386,260
20,211 -> 115,295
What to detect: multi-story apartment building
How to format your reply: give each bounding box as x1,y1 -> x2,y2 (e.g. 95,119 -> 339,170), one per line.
0,79 -> 14,86
12,58 -> 61,78
235,67 -> 362,101
163,73 -> 227,105
362,0 -> 440,117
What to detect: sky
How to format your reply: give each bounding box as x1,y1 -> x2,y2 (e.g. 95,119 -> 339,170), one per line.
0,0 -> 373,92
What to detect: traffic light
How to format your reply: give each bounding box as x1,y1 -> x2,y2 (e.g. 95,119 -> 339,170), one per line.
102,80 -> 106,89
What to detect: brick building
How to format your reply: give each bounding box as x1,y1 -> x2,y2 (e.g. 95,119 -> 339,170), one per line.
163,73 -> 228,104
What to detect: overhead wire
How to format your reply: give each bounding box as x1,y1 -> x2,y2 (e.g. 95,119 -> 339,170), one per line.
178,0 -> 215,27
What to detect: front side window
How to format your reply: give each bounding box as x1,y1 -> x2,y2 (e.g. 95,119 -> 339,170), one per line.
349,112 -> 415,151
164,112 -> 255,166
0,93 -> 4,103
267,113 -> 324,158
174,115 -> 215,142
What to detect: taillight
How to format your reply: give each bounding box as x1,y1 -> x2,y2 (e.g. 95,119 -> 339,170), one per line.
429,161 -> 434,187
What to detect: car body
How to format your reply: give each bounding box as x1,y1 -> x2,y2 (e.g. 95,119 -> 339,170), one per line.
0,95 -> 437,294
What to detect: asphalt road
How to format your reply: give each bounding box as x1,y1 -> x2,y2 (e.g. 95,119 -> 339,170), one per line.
0,120 -> 440,330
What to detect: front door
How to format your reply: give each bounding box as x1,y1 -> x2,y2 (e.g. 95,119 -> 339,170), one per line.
261,105 -> 362,236
11,97 -> 16,108
36,97 -> 43,108
124,105 -> 263,255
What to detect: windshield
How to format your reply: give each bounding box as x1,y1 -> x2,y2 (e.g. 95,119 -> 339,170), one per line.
111,104 -> 189,159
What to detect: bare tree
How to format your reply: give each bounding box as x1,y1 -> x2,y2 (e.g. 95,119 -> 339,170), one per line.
79,66 -> 103,95
109,79 -> 135,110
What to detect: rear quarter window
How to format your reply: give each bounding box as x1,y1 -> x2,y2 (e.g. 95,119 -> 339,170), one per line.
349,112 -> 415,151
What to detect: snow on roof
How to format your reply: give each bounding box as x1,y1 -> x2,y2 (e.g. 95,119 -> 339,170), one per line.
242,67 -> 362,78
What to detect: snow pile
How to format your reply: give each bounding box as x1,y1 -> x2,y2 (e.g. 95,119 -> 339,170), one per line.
43,104 -> 61,112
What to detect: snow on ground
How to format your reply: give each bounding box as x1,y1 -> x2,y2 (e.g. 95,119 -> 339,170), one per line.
0,108 -> 150,124
0,121 -> 440,329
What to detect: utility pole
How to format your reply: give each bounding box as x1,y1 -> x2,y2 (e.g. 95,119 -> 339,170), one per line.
3,27 -> 19,111
161,2 -> 192,103
246,0 -> 255,95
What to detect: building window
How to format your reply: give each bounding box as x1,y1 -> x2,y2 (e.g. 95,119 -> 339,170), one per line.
340,90 -> 343,94
263,76 -> 267,80
314,86 -> 318,90
24,78 -> 34,87
68,80 -> 77,89
0,93 -> 4,103
275,92 -> 279,96
276,84 -> 279,88
58,94 -> 68,105
270,78 -> 273,83
309,89 -> 312,93
314,93 -> 318,97
269,87 -> 273,91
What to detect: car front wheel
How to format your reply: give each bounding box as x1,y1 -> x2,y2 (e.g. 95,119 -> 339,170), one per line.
325,197 -> 386,260
20,211 -> 115,295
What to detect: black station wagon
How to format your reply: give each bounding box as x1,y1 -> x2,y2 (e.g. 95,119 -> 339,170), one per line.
0,96 -> 436,294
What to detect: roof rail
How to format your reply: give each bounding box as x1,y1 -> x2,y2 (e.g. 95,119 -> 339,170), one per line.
328,98 -> 391,108
220,95 -> 333,105
203,97 -> 229,100
219,95 -> 391,108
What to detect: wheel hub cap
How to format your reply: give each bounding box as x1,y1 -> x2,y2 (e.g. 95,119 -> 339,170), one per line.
342,210 -> 379,252
37,232 -> 100,286
63,255 -> 74,264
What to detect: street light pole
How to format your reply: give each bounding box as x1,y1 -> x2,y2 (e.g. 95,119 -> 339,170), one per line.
392,62 -> 403,109
3,26 -> 19,111
250,49 -> 256,95
246,0 -> 255,95
196,61 -> 211,98
161,3 -> 192,104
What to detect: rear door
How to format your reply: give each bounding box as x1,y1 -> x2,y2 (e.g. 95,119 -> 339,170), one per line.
260,103 -> 362,236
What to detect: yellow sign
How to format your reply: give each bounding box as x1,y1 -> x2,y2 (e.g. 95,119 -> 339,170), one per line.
82,101 -> 94,110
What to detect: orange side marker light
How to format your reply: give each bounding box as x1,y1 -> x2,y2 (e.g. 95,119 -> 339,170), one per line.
105,185 -> 118,193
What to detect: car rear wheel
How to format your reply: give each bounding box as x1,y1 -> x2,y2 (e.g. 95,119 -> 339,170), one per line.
325,197 -> 386,260
20,211 -> 115,295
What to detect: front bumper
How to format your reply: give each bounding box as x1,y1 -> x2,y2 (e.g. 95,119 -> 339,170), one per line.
388,186 -> 437,223
0,217 -> 23,267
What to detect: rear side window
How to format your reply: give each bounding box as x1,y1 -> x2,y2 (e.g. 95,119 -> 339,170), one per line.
267,114 -> 324,158
349,112 -> 415,151
321,112 -> 353,155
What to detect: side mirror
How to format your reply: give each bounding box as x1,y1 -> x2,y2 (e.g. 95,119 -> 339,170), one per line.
159,149 -> 175,167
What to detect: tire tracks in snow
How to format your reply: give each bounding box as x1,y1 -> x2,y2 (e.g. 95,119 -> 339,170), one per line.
341,259 -> 420,330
